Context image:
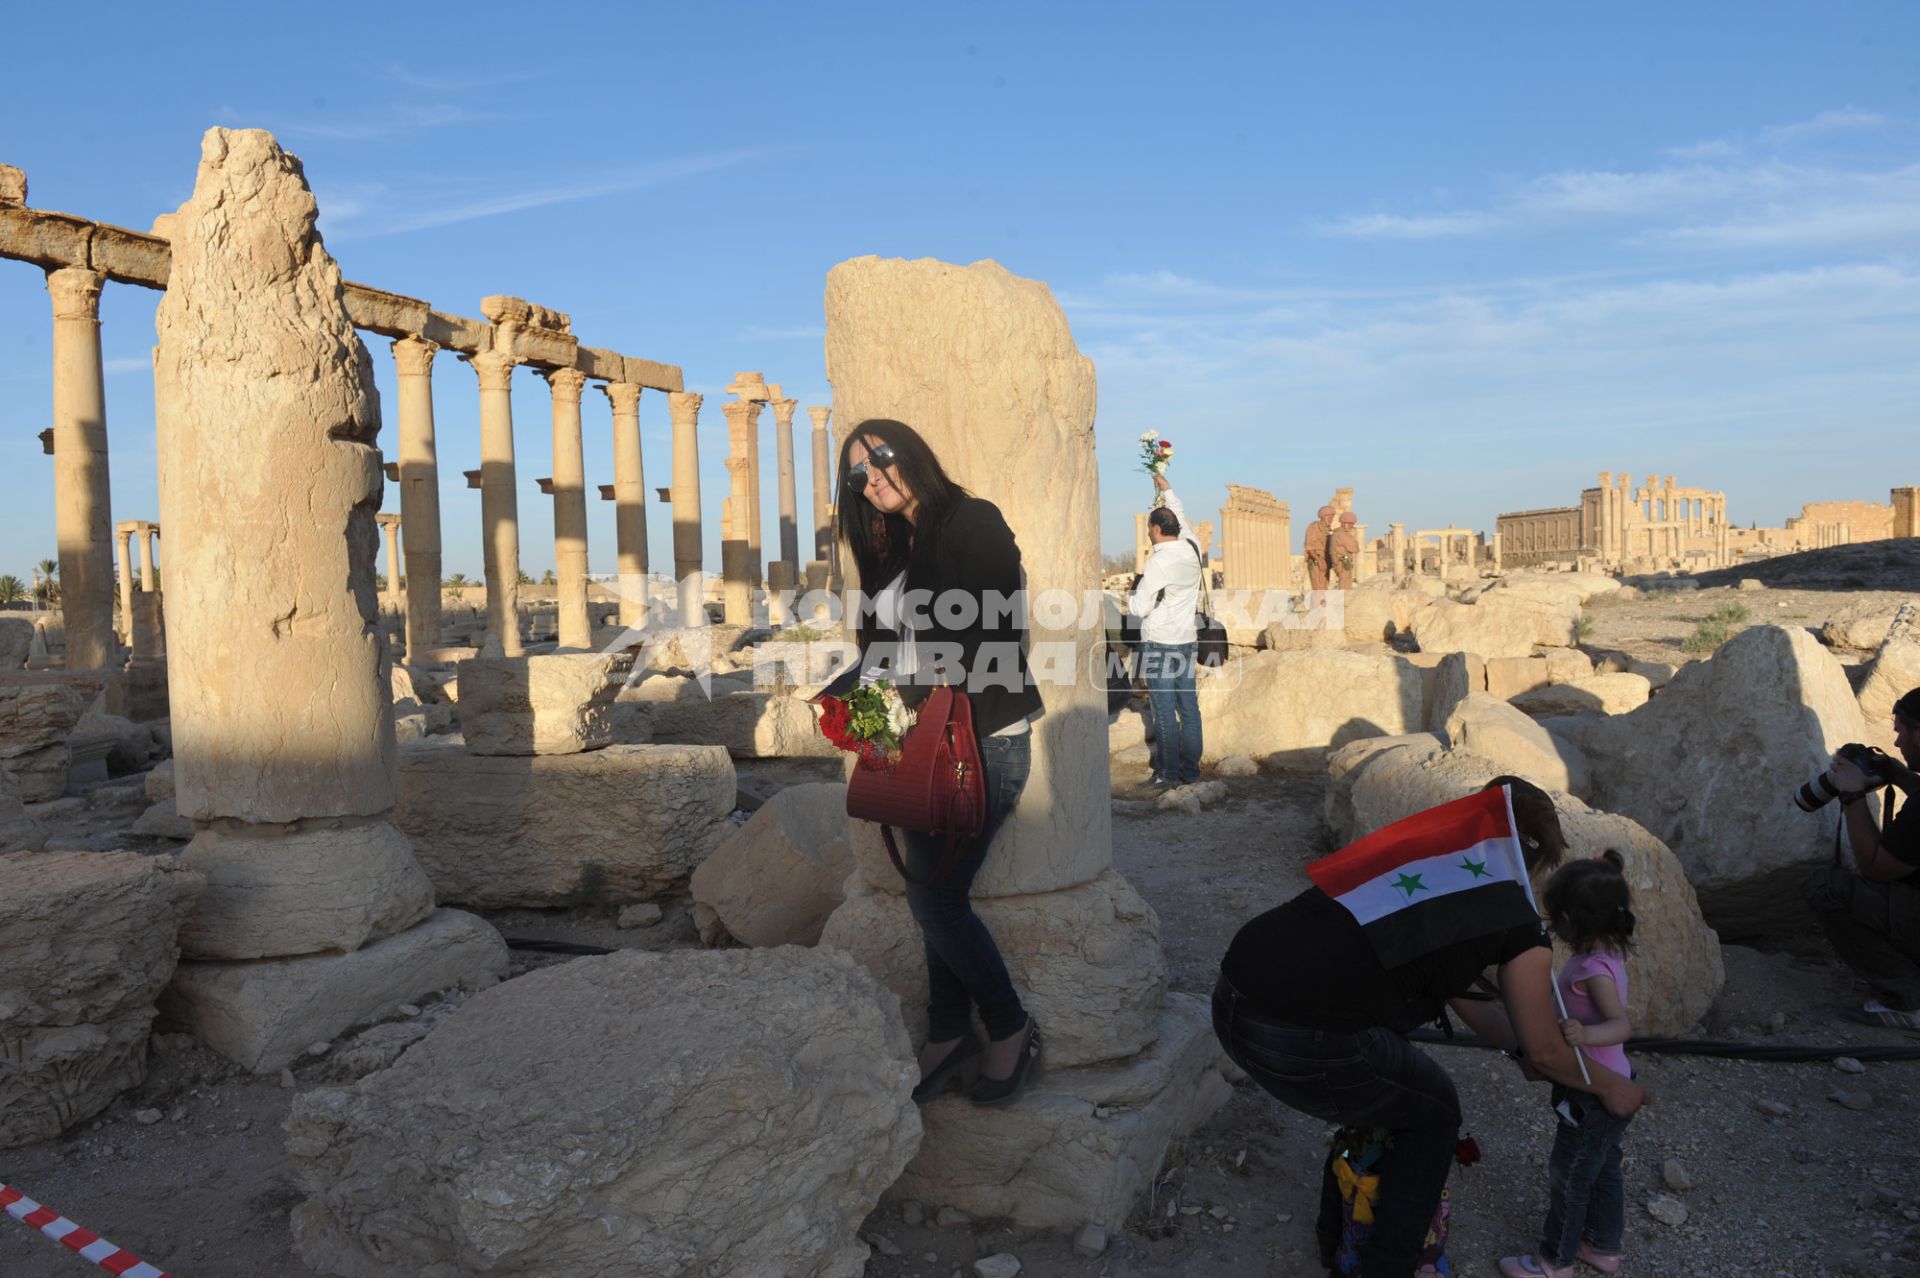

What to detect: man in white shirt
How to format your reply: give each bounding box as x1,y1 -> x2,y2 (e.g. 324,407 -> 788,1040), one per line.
1128,474 -> 1205,787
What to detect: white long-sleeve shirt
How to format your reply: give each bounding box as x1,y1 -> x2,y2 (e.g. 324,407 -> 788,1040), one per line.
1127,488 -> 1204,645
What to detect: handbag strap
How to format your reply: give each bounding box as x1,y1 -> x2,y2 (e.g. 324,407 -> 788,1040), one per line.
1191,538 -> 1216,620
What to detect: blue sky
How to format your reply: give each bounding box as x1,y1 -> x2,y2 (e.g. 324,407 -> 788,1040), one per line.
2,1 -> 1917,581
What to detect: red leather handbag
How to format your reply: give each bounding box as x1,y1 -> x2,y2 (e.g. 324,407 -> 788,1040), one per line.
842,684 -> 987,883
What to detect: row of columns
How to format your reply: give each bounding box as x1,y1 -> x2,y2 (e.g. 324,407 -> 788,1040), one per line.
36,256 -> 836,671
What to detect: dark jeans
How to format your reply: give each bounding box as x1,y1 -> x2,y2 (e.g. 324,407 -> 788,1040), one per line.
900,731 -> 1033,1043
1140,640 -> 1202,784
1540,1088 -> 1632,1264
1212,976 -> 1460,1278
1805,864 -> 1920,1009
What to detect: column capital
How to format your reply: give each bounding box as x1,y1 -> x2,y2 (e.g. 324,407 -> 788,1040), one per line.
541,366 -> 589,404
376,512 -> 403,530
391,334 -> 440,377
769,398 -> 798,425
722,399 -> 756,428
668,391 -> 703,426
464,348 -> 518,392
808,405 -> 832,431
601,381 -> 643,416
46,266 -> 105,320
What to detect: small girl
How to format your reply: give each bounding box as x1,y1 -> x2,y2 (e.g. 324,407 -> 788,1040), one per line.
1501,850 -> 1636,1278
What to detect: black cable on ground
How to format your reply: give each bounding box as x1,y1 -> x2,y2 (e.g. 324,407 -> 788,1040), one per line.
504,937 -> 617,956
1408,1027 -> 1920,1063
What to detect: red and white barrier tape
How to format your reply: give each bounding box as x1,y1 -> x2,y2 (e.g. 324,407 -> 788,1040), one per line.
0,1182 -> 171,1277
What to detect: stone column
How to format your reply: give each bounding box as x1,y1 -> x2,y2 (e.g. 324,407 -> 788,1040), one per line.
809,405 -> 833,562
153,127 -> 499,1073
1389,524 -> 1407,580
468,349 -> 524,656
816,256 -> 1226,1232
602,382 -> 649,630
1354,524 -> 1371,580
669,391 -> 704,627
392,336 -> 443,658
47,267 -> 115,670
376,513 -> 404,617
722,401 -> 756,625
742,400 -> 765,594
772,398 -> 800,581
135,524 -> 157,592
542,367 -> 591,651
113,524 -> 135,633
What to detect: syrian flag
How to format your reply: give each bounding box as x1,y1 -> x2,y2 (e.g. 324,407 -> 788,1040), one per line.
1306,784 -> 1543,969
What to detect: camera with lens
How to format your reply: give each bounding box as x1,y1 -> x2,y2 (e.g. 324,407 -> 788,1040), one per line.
1793,742 -> 1894,813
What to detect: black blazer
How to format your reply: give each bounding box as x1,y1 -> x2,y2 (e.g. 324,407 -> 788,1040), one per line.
828,496 -> 1045,736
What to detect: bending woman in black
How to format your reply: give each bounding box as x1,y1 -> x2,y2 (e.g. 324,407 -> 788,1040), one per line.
827,418 -> 1045,1104
1214,777 -> 1648,1277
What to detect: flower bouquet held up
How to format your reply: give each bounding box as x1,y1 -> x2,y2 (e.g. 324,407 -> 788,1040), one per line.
815,678 -> 916,771
1137,431 -> 1173,476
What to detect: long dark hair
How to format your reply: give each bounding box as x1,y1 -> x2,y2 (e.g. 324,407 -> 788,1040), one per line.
1543,849 -> 1636,955
1482,775 -> 1567,875
834,419 -> 970,592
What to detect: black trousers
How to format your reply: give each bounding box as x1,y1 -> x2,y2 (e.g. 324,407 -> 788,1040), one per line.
1212,976 -> 1460,1278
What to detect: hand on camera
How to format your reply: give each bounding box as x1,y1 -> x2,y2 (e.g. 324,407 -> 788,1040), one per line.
1828,755 -> 1883,793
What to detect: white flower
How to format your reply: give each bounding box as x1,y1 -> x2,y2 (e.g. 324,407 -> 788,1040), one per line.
1138,429 -> 1159,444
886,693 -> 912,738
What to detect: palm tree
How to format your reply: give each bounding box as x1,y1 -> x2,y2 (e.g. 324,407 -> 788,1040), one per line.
34,558 -> 58,607
0,575 -> 27,605
443,572 -> 472,603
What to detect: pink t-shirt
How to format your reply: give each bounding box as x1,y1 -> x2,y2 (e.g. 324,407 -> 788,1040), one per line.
1557,948 -> 1630,1078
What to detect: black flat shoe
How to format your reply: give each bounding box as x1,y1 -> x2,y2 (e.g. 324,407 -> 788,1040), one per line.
912,1034 -> 983,1102
969,1019 -> 1042,1106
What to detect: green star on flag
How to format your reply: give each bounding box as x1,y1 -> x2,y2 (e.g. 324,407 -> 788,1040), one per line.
1459,856 -> 1492,880
1391,872 -> 1427,899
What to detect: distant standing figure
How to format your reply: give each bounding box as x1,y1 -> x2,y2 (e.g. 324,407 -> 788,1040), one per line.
1128,472 -> 1204,789
1304,505 -> 1336,590
1331,512 -> 1361,589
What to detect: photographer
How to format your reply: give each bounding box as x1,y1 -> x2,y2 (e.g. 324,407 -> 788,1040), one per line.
1804,687 -> 1920,1029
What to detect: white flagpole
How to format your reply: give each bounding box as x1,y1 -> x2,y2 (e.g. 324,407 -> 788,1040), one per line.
1498,785 -> 1592,1086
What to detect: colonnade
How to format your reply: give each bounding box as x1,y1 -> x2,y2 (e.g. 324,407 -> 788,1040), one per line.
4,168 -> 850,671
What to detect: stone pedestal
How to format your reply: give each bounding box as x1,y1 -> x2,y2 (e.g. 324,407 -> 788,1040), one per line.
817,256 -> 1228,1230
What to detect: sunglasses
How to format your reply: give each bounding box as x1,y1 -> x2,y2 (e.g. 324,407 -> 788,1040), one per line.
844,443 -> 898,495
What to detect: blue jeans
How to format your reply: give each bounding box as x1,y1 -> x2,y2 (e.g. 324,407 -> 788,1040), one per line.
1140,640 -> 1201,783
1540,1088 -> 1632,1265
899,731 -> 1033,1043
1213,977 -> 1460,1278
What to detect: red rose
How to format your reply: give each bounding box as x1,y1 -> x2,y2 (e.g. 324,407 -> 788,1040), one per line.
1158,440 -> 1173,450
816,695 -> 854,750
1454,1136 -> 1481,1167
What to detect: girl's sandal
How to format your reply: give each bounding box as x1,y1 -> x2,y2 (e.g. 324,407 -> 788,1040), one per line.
1499,1256 -> 1575,1278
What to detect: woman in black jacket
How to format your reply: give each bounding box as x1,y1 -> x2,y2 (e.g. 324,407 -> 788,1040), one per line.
829,418 -> 1045,1104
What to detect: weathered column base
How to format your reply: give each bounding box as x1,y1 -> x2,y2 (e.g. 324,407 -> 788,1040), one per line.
821,870 -> 1168,1070
159,908 -> 508,1074
889,993 -> 1233,1231
453,652 -> 633,755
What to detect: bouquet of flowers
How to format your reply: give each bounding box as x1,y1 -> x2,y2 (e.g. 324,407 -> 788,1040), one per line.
815,679 -> 916,770
1137,430 -> 1174,476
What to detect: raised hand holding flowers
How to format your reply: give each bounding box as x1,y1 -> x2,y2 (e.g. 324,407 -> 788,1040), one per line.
1137,430 -> 1174,477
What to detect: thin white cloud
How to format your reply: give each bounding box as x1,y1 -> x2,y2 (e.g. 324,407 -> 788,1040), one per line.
318,149 -> 774,240
377,64 -> 543,93
1761,107 -> 1887,145
1318,210 -> 1501,240
741,325 -> 827,341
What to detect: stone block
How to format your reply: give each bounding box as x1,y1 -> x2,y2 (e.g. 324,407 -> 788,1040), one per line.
160,908 -> 507,1073
177,818 -> 436,960
1511,673 -> 1651,717
0,850 -> 204,1147
1542,648 -> 1595,684
1857,603 -> 1920,755
0,767 -> 45,853
645,685 -> 843,759
820,870 -> 1168,1068
1197,649 -> 1424,769
1572,625 -> 1868,937
1822,600 -> 1904,652
0,617 -> 31,669
1443,693 -> 1588,796
394,741 -> 736,908
287,948 -> 918,1278
1485,655 -> 1552,701
455,651 -> 633,755
1410,597 -> 1540,660
691,781 -> 853,947
1422,651 -> 1487,732
129,799 -> 192,841
1108,706 -> 1151,754
0,683 -> 85,801
893,994 -> 1232,1231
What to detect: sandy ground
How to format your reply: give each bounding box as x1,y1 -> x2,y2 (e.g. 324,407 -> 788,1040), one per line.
5,573 -> 1920,1278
